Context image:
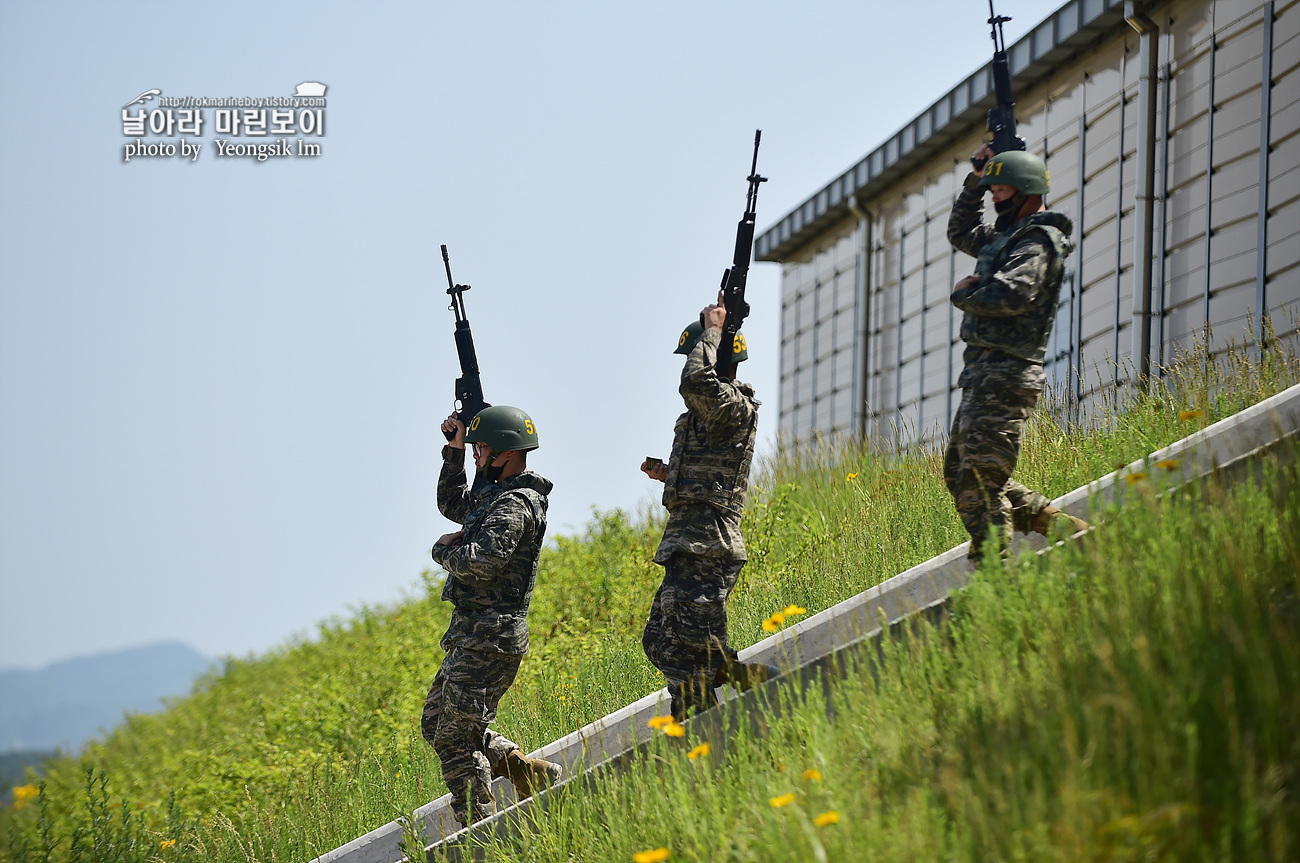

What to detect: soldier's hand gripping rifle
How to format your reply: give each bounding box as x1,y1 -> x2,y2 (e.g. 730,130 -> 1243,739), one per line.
440,244 -> 489,441
713,129 -> 767,380
977,0 -> 1027,169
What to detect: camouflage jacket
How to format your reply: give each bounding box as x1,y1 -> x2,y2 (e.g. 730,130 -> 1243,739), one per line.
655,328 -> 759,564
431,445 -> 551,656
947,171 -> 1074,390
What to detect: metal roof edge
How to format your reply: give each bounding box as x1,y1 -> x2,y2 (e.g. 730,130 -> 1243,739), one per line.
755,0 -> 1129,263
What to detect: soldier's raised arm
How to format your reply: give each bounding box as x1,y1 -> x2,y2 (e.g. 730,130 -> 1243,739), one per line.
679,307 -> 756,437
436,413 -> 475,524
949,144 -> 1000,258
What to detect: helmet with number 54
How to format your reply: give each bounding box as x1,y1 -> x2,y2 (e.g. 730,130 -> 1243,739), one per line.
464,405 -> 539,452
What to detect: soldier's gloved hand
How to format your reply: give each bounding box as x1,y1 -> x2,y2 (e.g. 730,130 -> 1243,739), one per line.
442,413 -> 467,449
435,530 -> 464,547
970,142 -> 995,173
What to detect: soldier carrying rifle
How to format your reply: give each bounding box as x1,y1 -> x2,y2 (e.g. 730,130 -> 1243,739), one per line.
641,133 -> 778,721
942,4 -> 1090,565
944,141 -> 1090,559
420,248 -> 561,829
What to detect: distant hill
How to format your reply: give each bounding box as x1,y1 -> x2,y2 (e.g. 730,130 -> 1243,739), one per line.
0,749 -> 56,793
0,642 -> 213,753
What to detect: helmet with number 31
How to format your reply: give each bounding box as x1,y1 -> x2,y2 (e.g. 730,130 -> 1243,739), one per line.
464,405 -> 539,452
977,149 -> 1050,196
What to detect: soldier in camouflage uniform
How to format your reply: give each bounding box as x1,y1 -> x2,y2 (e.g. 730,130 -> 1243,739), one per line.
945,144 -> 1089,562
423,405 -> 561,828
641,302 -> 776,721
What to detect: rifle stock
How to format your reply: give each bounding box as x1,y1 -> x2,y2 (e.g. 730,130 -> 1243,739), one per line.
440,244 -> 489,441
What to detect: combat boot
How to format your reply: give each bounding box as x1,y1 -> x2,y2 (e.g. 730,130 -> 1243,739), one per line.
714,655 -> 780,693
669,673 -> 719,722
495,749 -> 562,801
1031,506 -> 1089,540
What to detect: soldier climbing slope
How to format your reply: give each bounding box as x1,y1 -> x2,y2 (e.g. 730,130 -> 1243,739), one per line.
422,405 -> 562,829
641,300 -> 778,722
945,144 -> 1090,563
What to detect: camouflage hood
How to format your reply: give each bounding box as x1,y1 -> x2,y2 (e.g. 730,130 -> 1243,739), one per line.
495,470 -> 553,499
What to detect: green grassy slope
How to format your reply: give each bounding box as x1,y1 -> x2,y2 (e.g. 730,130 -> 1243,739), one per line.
2,327 -> 1297,862
483,448 -> 1300,862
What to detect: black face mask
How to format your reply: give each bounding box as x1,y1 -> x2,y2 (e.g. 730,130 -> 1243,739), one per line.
483,449 -> 512,482
993,193 -> 1025,230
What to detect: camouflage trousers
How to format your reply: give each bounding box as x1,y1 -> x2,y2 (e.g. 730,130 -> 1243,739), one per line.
642,553 -> 743,720
943,384 -> 1052,560
420,645 -> 522,827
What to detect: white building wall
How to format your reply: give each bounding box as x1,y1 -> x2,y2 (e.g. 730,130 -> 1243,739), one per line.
775,0 -> 1300,446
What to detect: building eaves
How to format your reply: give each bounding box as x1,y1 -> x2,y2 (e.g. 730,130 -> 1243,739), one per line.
755,0 -> 1129,262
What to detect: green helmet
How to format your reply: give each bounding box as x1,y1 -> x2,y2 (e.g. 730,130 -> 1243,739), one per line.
674,320 -> 749,362
464,405 -> 539,452
977,150 -> 1050,196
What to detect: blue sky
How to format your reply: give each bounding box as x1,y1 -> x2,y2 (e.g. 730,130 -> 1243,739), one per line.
0,0 -> 1049,670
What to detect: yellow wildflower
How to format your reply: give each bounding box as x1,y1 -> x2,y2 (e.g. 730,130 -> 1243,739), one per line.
160,839 -> 177,850
1156,459 -> 1179,470
661,722 -> 686,738
813,810 -> 841,827
846,472 -> 859,482
801,769 -> 822,782
647,714 -> 674,729
769,611 -> 786,625
558,695 -> 566,701
632,848 -> 671,863
769,792 -> 797,808
1179,409 -> 1204,421
762,618 -> 780,633
11,784 -> 38,810
1125,472 -> 1148,485
687,742 -> 711,760
783,605 -> 806,617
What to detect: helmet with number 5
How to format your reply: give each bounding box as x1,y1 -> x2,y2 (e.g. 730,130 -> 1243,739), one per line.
674,320 -> 749,362
464,405 -> 539,452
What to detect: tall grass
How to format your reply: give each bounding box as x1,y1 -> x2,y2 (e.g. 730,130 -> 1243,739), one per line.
471,446 -> 1300,862
2,322 -> 1297,862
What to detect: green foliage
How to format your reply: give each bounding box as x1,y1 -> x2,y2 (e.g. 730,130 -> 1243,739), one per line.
2,323 -> 1298,862
476,448 -> 1300,861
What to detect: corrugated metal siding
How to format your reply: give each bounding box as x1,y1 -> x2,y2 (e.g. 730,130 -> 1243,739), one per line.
1267,0 -> 1300,337
775,0 -> 1300,446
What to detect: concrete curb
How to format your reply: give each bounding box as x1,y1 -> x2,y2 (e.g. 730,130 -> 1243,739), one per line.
310,382 -> 1300,863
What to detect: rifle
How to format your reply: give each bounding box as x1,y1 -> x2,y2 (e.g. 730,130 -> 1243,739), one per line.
440,244 -> 489,441
982,0 -> 1026,162
713,129 -> 767,380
